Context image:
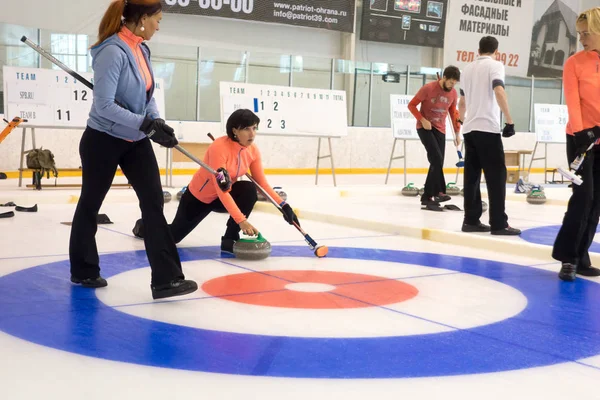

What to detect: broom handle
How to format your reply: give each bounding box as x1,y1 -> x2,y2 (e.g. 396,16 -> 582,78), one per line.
436,71 -> 461,147
20,36 -> 225,180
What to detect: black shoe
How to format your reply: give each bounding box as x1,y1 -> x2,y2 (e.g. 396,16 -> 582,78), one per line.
421,203 -> 444,212
491,226 -> 521,236
559,263 -> 577,281
221,237 -> 236,254
434,194 -> 451,203
577,266 -> 600,277
71,276 -> 108,288
420,198 -> 440,206
462,222 -> 491,232
151,279 -> 198,300
132,218 -> 144,239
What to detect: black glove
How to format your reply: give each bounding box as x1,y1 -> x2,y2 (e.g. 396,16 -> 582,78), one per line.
502,123 -> 515,138
281,203 -> 300,226
574,127 -> 600,155
215,167 -> 231,191
140,117 -> 178,148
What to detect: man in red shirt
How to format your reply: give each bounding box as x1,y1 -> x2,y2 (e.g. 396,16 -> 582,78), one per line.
408,66 -> 462,211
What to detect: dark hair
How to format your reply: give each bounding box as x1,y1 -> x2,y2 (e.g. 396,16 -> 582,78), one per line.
479,36 -> 499,54
443,65 -> 460,81
226,109 -> 260,142
93,0 -> 162,47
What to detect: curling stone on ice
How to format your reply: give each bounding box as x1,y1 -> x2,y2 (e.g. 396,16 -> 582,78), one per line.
482,201 -> 488,212
460,188 -> 465,196
273,186 -> 287,202
163,191 -> 172,203
418,187 -> 425,196
526,184 -> 544,194
177,186 -> 187,201
445,182 -> 461,196
401,183 -> 419,197
526,189 -> 547,205
233,233 -> 272,260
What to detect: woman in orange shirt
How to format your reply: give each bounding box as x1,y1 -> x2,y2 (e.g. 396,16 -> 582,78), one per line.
133,109 -> 300,253
553,7 -> 600,281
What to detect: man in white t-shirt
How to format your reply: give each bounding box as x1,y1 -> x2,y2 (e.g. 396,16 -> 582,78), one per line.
459,36 -> 521,235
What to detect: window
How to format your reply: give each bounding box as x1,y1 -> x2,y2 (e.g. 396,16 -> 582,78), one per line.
49,33 -> 90,72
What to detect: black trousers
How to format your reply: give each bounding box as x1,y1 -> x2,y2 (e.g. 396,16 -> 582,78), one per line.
463,131 -> 508,231
417,127 -> 446,200
552,135 -> 600,266
170,180 -> 258,243
69,126 -> 184,286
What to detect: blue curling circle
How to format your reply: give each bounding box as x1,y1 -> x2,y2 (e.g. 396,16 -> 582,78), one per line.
521,225 -> 600,253
1,246 -> 599,378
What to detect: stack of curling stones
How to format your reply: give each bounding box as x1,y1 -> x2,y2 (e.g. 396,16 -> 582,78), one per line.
257,186 -> 287,202
526,188 -> 547,205
177,186 -> 187,201
163,191 -> 172,203
445,182 -> 461,196
401,183 -> 419,197
233,233 -> 272,260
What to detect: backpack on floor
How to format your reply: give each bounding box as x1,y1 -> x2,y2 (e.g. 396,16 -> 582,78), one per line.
26,148 -> 58,179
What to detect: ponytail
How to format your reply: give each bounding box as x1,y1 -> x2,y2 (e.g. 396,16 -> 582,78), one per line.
92,0 -> 162,47
93,0 -> 126,47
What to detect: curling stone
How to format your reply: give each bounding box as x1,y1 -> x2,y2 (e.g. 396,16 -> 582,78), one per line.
176,186 -> 187,201
257,188 -> 266,201
526,189 -> 547,205
482,201 -> 488,212
233,233 -> 272,260
401,183 -> 419,197
418,187 -> 425,196
273,186 -> 287,202
460,188 -> 465,197
446,182 -> 461,196
526,184 -> 544,194
163,191 -> 172,203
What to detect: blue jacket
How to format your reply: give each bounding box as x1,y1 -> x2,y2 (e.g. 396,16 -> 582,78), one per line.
87,33 -> 160,141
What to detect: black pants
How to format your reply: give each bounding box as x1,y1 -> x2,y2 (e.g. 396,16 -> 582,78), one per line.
69,127 -> 184,286
552,135 -> 600,266
170,180 -> 258,243
463,131 -> 508,231
417,127 -> 446,200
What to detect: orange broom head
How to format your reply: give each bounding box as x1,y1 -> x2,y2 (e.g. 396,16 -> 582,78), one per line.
314,246 -> 329,258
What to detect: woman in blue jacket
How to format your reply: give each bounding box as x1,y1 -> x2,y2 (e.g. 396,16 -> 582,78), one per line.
69,0 -> 197,300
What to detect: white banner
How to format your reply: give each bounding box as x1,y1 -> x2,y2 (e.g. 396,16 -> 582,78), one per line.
390,94 -> 455,140
443,0 -> 535,78
534,103 -> 567,144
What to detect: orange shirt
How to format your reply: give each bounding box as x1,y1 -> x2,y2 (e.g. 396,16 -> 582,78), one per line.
408,81 -> 460,134
563,50 -> 600,135
118,26 -> 153,92
188,136 -> 284,224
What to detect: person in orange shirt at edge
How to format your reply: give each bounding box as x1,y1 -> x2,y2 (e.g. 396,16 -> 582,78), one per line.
133,109 -> 300,253
553,7 -> 600,282
408,66 -> 462,211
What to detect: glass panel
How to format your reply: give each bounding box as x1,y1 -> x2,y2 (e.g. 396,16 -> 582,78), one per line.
292,55 -> 331,90
149,42 -> 199,121
198,47 -> 247,121
248,52 -> 289,87
505,76 -> 532,131
370,64 -> 408,127
339,60 -> 371,127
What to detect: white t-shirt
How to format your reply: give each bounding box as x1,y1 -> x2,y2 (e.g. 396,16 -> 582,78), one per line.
460,55 -> 505,134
